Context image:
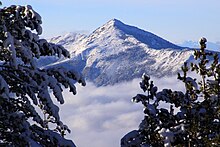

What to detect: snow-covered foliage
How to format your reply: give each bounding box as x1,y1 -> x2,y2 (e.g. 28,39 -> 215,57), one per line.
121,38 -> 220,146
48,19 -> 194,86
0,5 -> 85,146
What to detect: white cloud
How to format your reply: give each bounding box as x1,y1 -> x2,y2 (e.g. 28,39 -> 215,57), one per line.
57,75 -> 185,147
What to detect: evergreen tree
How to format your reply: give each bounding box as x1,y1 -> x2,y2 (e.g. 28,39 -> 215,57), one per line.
121,38 -> 220,146
0,4 -> 85,146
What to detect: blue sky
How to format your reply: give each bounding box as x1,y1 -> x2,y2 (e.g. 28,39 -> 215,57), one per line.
2,0 -> 220,43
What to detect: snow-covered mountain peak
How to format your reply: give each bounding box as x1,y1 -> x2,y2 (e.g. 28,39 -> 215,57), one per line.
45,19 -> 196,86
104,18 -> 125,28
89,19 -> 123,38
88,19 -> 183,50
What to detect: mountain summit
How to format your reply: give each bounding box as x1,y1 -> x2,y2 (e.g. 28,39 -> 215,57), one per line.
91,18 -> 182,50
48,19 -> 194,86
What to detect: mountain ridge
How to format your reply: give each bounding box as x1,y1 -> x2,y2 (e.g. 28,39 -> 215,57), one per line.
88,19 -> 183,50
47,19 -> 194,86
179,40 -> 220,52
48,32 -> 87,46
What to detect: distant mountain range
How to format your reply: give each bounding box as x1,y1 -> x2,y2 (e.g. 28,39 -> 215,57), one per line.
179,40 -> 220,52
45,19 -> 196,86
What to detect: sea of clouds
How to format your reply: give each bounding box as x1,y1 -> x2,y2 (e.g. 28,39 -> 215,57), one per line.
57,76 -> 185,147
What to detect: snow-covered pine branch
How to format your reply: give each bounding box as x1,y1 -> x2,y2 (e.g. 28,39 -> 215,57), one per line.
0,5 -> 85,146
122,38 -> 220,146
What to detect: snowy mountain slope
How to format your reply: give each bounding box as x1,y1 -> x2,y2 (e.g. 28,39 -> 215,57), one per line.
46,19 -> 194,86
36,32 -> 87,68
48,32 -> 87,47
